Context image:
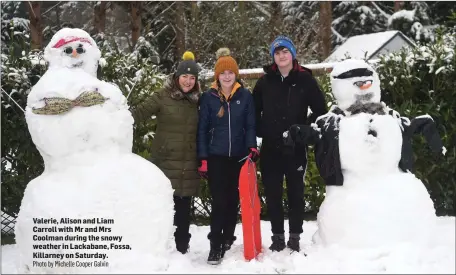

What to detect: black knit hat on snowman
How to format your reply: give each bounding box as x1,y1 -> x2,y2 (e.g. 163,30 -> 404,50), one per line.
175,51 -> 199,78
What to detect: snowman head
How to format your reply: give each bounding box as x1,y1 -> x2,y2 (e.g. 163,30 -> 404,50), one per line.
330,59 -> 381,111
44,28 -> 100,77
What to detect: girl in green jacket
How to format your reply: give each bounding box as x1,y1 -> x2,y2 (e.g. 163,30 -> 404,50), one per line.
131,52 -> 201,254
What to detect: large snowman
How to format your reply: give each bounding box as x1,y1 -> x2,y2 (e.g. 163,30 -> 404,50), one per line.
15,28 -> 175,273
284,59 -> 444,250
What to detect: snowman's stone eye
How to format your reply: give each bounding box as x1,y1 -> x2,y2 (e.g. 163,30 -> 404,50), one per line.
76,47 -> 85,54
354,81 -> 364,87
64,47 -> 73,54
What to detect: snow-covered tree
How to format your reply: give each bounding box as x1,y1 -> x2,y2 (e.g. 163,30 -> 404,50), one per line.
332,2 -> 389,45
388,1 -> 435,42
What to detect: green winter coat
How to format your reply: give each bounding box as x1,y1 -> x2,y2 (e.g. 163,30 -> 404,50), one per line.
131,75 -> 201,197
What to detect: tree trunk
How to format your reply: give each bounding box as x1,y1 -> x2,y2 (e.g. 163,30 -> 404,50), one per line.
175,1 -> 185,59
269,1 -> 281,41
394,1 -> 403,12
26,1 -> 43,50
191,1 -> 198,22
130,1 -> 141,47
188,1 -> 198,51
319,1 -> 332,59
94,1 -> 107,34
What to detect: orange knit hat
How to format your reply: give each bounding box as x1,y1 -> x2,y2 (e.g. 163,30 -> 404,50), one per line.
214,48 -> 239,81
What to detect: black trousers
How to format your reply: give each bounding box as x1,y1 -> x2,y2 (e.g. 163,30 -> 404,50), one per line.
173,195 -> 192,244
207,155 -> 243,245
260,150 -> 306,235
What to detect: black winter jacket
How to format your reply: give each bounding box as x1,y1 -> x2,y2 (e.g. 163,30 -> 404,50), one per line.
253,60 -> 327,154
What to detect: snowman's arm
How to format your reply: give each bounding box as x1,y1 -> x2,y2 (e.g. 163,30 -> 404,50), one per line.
314,115 -> 344,186
130,90 -> 162,123
283,124 -> 321,148
409,115 -> 445,154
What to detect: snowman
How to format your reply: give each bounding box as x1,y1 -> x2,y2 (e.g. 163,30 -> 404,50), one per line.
283,59 -> 445,249
15,28 -> 175,273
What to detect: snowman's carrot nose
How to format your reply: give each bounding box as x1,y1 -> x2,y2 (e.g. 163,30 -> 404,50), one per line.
360,83 -> 372,90
72,49 -> 78,57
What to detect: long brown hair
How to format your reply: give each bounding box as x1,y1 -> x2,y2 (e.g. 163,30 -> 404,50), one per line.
217,84 -> 225,118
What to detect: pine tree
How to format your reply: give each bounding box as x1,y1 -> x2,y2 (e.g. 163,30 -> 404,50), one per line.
388,1 -> 435,42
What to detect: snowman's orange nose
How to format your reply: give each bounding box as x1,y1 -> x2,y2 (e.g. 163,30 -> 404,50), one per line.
72,49 -> 78,57
360,83 -> 372,90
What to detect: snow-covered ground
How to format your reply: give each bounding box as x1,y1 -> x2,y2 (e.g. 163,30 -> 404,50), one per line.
2,217 -> 454,274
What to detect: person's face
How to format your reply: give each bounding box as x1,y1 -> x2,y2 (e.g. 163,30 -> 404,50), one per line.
218,70 -> 236,90
178,74 -> 196,93
274,47 -> 293,68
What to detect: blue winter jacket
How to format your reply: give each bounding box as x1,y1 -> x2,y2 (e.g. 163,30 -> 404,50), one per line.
197,84 -> 256,159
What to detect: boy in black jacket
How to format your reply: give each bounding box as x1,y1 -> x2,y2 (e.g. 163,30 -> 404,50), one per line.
252,36 -> 327,252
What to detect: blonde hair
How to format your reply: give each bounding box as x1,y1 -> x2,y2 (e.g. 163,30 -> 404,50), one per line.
216,84 -> 225,118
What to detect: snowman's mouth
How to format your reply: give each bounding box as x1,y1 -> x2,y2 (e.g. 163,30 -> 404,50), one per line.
368,129 -> 377,137
71,61 -> 84,68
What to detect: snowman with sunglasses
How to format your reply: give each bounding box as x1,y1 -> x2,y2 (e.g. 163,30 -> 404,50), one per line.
282,59 -> 445,251
15,28 -> 175,273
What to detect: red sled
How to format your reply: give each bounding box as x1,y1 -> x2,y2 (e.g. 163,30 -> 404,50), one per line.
239,159 -> 262,261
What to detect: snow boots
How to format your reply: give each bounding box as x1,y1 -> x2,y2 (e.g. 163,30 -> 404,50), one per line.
269,234 -> 286,251
207,241 -> 223,265
175,232 -> 191,254
287,233 -> 300,252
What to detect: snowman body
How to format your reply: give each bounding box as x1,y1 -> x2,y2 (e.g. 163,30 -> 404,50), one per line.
15,28 -> 174,273
313,113 -> 436,249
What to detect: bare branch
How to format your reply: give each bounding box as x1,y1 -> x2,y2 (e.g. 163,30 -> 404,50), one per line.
152,24 -> 169,39
251,1 -> 271,18
148,2 -> 175,23
162,35 -> 176,55
42,1 -> 62,16
331,26 -> 346,42
370,1 -> 391,19
27,1 -> 36,19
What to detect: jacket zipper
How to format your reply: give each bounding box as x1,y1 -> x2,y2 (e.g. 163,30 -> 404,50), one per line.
228,102 -> 232,157
210,128 -> 214,144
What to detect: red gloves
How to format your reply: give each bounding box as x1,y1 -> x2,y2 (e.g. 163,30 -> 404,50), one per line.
198,160 -> 208,179
248,148 -> 260,162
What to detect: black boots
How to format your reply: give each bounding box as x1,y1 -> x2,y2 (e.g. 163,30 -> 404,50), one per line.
207,234 -> 237,265
221,236 -> 236,258
287,233 -> 300,252
207,242 -> 223,265
269,234 -> 286,252
175,232 -> 191,254
269,234 -> 300,252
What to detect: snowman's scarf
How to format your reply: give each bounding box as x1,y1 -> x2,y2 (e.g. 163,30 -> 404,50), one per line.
346,101 -> 386,115
319,102 -> 410,132
32,90 -> 108,115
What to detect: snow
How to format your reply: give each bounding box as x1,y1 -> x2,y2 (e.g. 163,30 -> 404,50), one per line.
2,218 -> 455,274
325,31 -> 401,62
388,9 -> 416,27
15,28 -> 175,273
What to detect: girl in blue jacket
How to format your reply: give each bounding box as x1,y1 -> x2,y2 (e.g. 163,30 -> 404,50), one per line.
197,48 -> 258,265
